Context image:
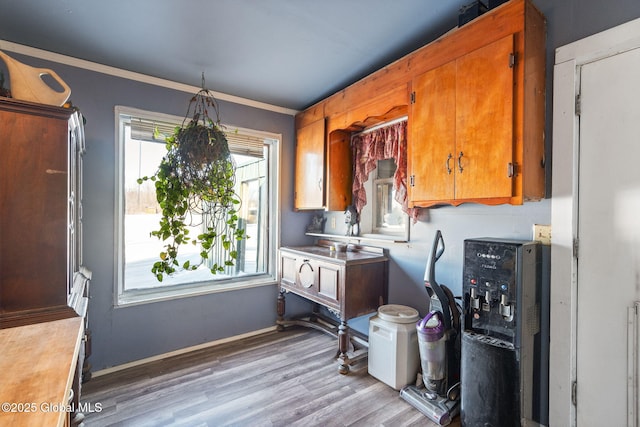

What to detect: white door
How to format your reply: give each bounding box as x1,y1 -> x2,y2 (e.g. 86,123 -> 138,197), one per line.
576,46 -> 640,426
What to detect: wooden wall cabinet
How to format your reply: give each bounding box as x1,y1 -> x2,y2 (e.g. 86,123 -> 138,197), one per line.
277,244 -> 388,373
294,0 -> 545,211
409,35 -> 518,205
294,117 -> 325,210
408,4 -> 545,207
294,118 -> 353,211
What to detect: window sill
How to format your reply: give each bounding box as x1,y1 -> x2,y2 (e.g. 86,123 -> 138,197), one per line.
116,274 -> 277,307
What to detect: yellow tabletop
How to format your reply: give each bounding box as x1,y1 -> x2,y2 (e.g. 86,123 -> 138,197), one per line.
0,317 -> 83,427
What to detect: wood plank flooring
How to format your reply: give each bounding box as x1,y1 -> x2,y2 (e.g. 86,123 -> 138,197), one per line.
81,327 -> 458,426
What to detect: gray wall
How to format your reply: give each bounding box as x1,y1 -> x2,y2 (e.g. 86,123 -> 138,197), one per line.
0,53 -> 314,370
68,69 -> 315,370
3,0 -> 640,393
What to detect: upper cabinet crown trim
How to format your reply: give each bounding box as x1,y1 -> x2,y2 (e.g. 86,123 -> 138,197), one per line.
296,0 -> 543,132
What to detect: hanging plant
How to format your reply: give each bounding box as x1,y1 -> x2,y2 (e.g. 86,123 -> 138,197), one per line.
138,86 -> 246,281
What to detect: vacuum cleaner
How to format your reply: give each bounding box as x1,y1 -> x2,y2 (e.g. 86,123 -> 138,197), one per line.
400,230 -> 462,426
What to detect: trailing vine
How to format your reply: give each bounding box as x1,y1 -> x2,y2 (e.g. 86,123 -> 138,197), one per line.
138,88 -> 246,281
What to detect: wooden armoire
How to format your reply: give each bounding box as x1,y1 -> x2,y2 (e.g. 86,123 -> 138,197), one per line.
0,97 -> 91,421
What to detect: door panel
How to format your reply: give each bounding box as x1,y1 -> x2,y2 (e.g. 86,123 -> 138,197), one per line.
294,118 -> 325,210
409,60 -> 456,203
327,130 -> 352,211
577,46 -> 640,426
456,35 -> 514,200
318,263 -> 339,300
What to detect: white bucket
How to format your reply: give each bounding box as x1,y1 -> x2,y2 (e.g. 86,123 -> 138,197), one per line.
368,304 -> 420,390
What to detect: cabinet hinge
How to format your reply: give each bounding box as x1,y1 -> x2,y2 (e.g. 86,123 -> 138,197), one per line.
573,237 -> 579,259
509,52 -> 516,68
571,381 -> 577,406
410,175 -> 415,187
410,91 -> 416,104
575,93 -> 581,116
507,162 -> 521,178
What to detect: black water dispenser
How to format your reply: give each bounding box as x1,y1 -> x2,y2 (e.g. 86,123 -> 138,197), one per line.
460,238 -> 541,427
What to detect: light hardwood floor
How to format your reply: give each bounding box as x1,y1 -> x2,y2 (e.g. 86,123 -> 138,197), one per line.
81,326 -> 458,426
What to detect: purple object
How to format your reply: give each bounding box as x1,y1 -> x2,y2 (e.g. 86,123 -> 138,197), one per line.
417,311 -> 445,342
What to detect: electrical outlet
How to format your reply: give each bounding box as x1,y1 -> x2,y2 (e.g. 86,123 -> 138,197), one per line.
533,224 -> 551,245
331,217 -> 336,229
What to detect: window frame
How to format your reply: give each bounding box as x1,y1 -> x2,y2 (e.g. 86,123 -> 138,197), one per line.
357,158 -> 410,242
114,106 -> 281,306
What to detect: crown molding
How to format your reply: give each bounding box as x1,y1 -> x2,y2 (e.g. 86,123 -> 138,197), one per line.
0,39 -> 299,116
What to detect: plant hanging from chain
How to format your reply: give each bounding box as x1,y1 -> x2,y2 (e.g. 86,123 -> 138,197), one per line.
138,78 -> 245,281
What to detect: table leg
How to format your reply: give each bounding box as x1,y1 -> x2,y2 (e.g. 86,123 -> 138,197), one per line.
276,289 -> 285,332
338,320 -> 350,374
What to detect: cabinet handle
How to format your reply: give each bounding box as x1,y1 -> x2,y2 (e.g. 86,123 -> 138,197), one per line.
507,162 -> 515,178
317,178 -> 322,191
446,153 -> 453,175
458,151 -> 464,173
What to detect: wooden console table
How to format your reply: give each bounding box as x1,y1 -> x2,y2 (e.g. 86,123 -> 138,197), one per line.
0,317 -> 83,427
277,242 -> 388,374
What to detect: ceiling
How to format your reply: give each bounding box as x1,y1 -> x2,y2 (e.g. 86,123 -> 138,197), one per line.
0,0 -> 471,112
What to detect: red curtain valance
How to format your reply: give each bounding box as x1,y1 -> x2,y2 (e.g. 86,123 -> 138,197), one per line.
351,120 -> 418,223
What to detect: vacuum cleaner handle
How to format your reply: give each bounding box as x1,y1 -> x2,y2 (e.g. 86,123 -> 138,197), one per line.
425,230 -> 453,332
418,310 -> 440,330
428,230 -> 445,284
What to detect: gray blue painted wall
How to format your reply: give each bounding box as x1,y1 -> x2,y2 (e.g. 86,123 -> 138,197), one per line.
3,0 -> 640,381
0,54 -> 314,370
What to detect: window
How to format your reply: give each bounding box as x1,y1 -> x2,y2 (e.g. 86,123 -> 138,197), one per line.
115,106 -> 279,305
359,158 -> 409,241
351,118 -> 411,242
372,159 -> 407,236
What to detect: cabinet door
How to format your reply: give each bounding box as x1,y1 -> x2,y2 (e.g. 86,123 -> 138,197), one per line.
294,118 -> 325,210
326,130 -> 352,211
409,35 -> 515,206
409,60 -> 456,204
1,106 -> 69,313
279,252 -> 298,288
279,254 -> 319,295
317,262 -> 339,301
455,35 -> 514,200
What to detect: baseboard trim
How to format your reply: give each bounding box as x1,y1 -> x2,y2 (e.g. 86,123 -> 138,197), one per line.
91,326 -> 278,378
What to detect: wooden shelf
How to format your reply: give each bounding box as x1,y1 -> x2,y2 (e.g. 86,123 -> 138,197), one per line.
306,232 -> 408,244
